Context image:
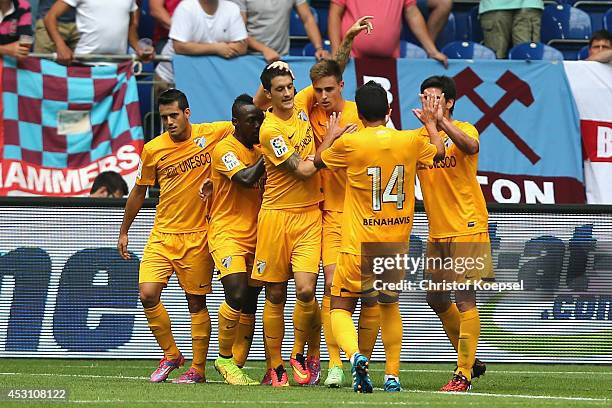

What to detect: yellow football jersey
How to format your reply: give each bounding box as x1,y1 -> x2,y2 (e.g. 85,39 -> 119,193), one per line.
258,101 -> 322,210
208,134 -> 262,252
295,85 -> 364,211
136,121 -> 234,233
321,125 -> 437,255
416,120 -> 489,238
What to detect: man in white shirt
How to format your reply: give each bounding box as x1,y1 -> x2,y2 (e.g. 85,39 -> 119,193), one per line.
44,0 -> 146,65
155,0 -> 248,84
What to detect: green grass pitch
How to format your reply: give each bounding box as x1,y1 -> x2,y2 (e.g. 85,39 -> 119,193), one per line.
0,359 -> 610,407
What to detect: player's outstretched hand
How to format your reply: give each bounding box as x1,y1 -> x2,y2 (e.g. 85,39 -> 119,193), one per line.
199,178 -> 213,201
118,233 -> 130,260
267,60 -> 295,79
346,16 -> 374,40
417,93 -> 439,127
436,93 -> 446,122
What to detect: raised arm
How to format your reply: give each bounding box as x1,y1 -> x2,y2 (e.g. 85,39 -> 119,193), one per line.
412,93 -> 445,160
232,156 -> 266,187
118,184 -> 148,260
334,16 -> 373,73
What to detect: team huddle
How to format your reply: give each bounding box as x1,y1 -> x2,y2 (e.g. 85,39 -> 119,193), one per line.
118,16 -> 493,394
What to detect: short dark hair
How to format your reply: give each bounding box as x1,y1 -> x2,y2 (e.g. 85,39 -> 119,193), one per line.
90,171 -> 128,196
158,88 -> 189,110
232,93 -> 254,118
420,75 -> 457,114
355,81 -> 388,122
309,59 -> 342,83
260,63 -> 293,91
589,30 -> 612,48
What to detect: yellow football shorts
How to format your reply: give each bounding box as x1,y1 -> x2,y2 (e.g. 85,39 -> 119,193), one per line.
139,229 -> 213,295
252,205 -> 321,282
322,210 -> 342,267
424,232 -> 494,286
331,253 -> 379,298
212,246 -> 263,287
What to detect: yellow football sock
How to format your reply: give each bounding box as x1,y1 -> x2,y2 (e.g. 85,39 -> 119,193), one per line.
232,313 -> 255,367
143,302 -> 180,360
321,296 -> 343,368
218,302 -> 241,359
437,303 -> 461,351
456,308 -> 480,381
263,300 -> 285,368
330,309 -> 359,359
306,300 -> 321,359
190,308 -> 211,376
292,299 -> 317,358
358,303 -> 380,359
379,302 -> 402,377
263,331 -> 271,370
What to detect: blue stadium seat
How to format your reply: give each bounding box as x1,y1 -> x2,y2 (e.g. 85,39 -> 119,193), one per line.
508,42 -> 565,60
441,41 -> 496,59
604,7 -> 612,31
399,40 -> 428,58
290,7 -> 319,37
467,6 -> 483,43
316,7 -> 329,38
401,12 -> 456,49
573,1 -> 612,31
541,4 -> 592,43
138,0 -> 155,40
302,40 -> 331,56
577,44 -> 590,59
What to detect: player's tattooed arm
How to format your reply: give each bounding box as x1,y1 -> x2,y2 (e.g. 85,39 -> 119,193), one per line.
232,156 -> 266,187
279,152 -> 317,180
334,16 -> 373,73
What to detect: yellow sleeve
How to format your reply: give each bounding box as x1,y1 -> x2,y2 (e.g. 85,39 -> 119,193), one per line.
416,136 -> 437,167
260,124 -> 296,166
212,142 -> 247,180
321,137 -> 348,171
294,85 -> 316,113
136,145 -> 156,186
209,121 -> 235,144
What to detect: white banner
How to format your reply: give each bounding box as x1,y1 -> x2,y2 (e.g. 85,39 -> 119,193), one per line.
564,61 -> 612,204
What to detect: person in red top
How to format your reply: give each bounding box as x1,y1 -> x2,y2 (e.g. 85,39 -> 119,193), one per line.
150,0 -> 181,50
328,0 -> 447,66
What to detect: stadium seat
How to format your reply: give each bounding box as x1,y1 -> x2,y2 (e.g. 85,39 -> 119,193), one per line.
316,7 -> 329,38
441,41 -> 496,59
290,7 -> 319,37
604,7 -> 612,31
401,12 -> 456,49
399,40 -> 428,58
508,42 -> 565,60
573,1 -> 612,31
541,4 -> 592,43
467,6 -> 483,43
302,40 -> 331,56
578,44 -> 590,59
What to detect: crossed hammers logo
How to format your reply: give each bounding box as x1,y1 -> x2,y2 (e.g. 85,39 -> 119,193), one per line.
453,68 -> 541,164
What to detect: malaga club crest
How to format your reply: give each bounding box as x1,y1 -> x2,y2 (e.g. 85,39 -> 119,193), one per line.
221,256 -> 232,269
194,137 -> 206,148
298,110 -> 308,122
256,260 -> 266,274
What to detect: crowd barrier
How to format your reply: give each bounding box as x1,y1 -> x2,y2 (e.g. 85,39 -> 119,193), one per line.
0,197 -> 610,364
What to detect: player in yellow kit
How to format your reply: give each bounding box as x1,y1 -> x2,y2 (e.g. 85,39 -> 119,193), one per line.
117,89 -> 233,384
251,63 -> 325,387
415,76 -> 494,392
209,94 -> 266,386
314,81 -> 445,393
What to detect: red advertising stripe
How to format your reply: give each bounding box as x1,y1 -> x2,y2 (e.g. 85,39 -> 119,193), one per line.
581,119 -> 612,163
476,171 -> 585,204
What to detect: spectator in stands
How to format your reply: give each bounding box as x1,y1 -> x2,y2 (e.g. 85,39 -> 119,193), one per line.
586,30 -> 612,63
90,171 -> 129,198
149,0 -> 180,52
328,0 -> 447,66
155,0 -> 247,86
0,0 -> 32,59
418,0 -> 453,42
229,0 -> 330,63
34,0 -> 77,53
479,0 -> 544,59
44,0 -> 149,65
